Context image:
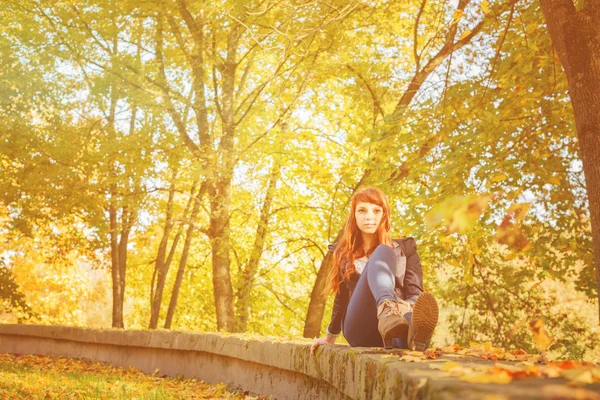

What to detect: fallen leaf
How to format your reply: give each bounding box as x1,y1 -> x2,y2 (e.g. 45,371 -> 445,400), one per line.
481,352 -> 498,361
442,344 -> 461,353
441,361 -> 462,372
554,360 -> 578,370
541,365 -> 562,378
561,369 -> 594,385
460,371 -> 512,384
424,348 -> 444,359
400,355 -> 424,363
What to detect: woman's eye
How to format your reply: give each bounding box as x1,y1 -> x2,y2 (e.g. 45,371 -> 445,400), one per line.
375,209 -> 382,213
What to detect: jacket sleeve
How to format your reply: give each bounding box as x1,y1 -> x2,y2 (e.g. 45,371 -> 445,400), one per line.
402,237 -> 424,304
327,281 -> 349,335
325,241 -> 348,335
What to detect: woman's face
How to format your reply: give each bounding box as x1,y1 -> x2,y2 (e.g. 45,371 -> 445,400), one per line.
354,201 -> 383,236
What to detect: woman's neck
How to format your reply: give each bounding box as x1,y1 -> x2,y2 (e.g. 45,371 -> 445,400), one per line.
361,232 -> 376,251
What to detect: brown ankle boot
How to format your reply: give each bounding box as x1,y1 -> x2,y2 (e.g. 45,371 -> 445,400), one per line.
408,292 -> 439,351
377,299 -> 410,349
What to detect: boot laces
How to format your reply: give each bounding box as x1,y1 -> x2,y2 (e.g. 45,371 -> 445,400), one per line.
382,300 -> 404,317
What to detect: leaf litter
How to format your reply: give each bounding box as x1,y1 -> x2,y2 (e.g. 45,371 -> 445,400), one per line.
0,353 -> 267,399
387,342 -> 600,387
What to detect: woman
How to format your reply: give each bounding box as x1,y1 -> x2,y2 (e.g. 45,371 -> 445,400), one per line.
310,187 -> 438,354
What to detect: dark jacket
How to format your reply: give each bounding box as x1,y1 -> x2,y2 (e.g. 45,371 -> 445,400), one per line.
326,237 -> 424,335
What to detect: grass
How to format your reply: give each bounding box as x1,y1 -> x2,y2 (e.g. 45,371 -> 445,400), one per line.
0,353 -> 260,399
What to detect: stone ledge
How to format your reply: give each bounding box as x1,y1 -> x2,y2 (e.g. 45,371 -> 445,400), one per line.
0,324 -> 595,399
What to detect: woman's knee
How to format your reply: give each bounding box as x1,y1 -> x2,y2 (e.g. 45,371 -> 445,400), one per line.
371,243 -> 395,263
368,244 -> 397,274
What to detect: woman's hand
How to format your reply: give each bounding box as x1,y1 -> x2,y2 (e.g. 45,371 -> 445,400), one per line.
310,336 -> 336,356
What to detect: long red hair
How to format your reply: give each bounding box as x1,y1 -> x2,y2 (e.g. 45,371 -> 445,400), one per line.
326,187 -> 392,294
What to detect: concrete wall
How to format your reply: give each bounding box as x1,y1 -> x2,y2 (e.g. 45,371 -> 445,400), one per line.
2,324 -> 575,399
0,324 -> 428,400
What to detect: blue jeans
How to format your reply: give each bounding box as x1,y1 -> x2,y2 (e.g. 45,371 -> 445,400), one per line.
342,244 -> 412,349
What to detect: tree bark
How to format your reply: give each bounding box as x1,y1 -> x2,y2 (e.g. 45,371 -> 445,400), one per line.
208,24 -> 240,332
303,248 -> 337,338
109,201 -> 123,328
107,28 -> 125,328
540,0 -> 600,322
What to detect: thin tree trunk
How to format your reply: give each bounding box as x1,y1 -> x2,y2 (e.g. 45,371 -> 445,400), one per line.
235,161 -> 281,332
118,206 -> 131,318
109,201 -> 123,328
164,181 -> 208,329
108,27 -> 124,328
540,0 -> 600,322
149,170 -> 178,329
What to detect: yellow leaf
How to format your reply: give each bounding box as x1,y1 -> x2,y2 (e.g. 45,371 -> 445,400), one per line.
516,360 -> 535,367
400,355 -> 424,362
451,9 -> 464,24
441,361 -> 462,371
481,0 -> 490,13
459,29 -> 472,41
561,369 -> 594,385
460,371 -> 512,384
491,174 -> 508,183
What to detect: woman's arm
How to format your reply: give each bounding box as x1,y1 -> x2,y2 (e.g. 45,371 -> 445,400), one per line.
402,237 -> 424,304
311,243 -> 348,355
311,287 -> 348,356
326,283 -> 349,335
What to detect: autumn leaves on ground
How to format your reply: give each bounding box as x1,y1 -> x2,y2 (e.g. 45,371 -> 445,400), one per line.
0,353 -> 264,400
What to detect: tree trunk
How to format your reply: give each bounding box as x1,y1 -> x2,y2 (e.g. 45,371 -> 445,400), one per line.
303,249 -> 337,338
118,206 -> 131,320
235,161 -> 280,332
209,184 -> 236,331
164,181 -> 208,329
149,170 -> 177,329
109,201 -> 123,328
208,25 -> 240,332
108,29 -> 124,328
540,0 -> 600,322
